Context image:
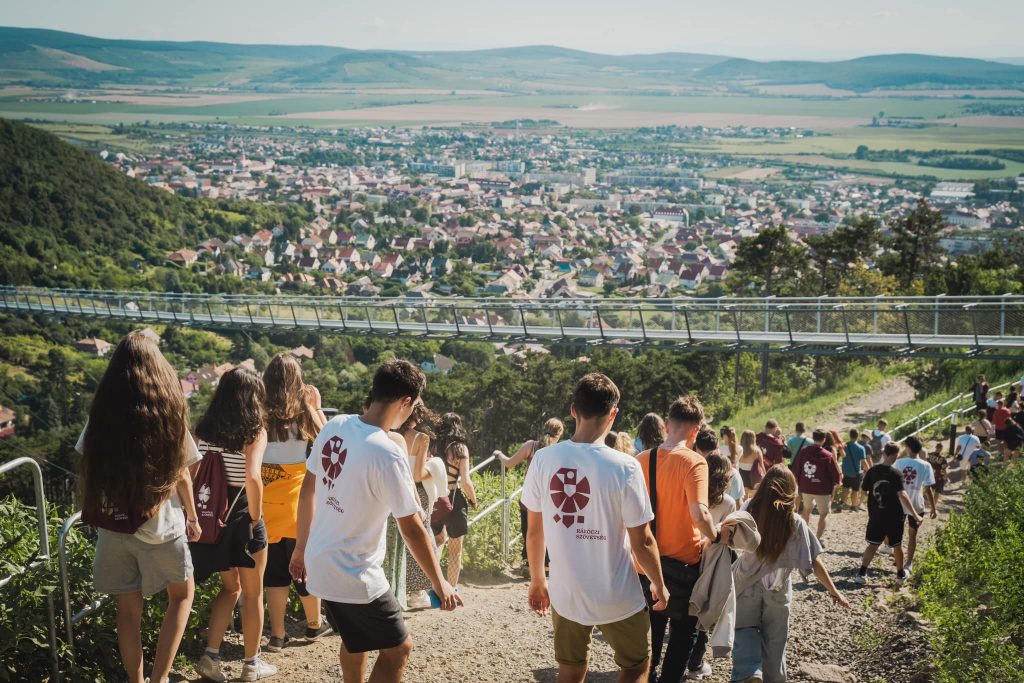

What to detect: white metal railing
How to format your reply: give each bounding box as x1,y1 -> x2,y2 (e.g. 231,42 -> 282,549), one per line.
57,511 -> 107,662
0,457 -> 60,680
896,380 -> 1017,442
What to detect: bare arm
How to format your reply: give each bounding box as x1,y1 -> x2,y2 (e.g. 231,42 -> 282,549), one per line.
627,524 -> 669,611
812,555 -> 849,607
689,502 -> 718,542
304,385 -> 327,430
396,514 -> 462,610
176,466 -> 201,541
289,471 -> 316,583
898,490 -> 923,524
412,433 -> 431,482
499,441 -> 534,469
244,429 -> 268,523
458,449 -> 477,507
526,510 -> 550,616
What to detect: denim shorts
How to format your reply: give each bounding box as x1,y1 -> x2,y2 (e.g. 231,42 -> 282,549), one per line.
94,528 -> 193,597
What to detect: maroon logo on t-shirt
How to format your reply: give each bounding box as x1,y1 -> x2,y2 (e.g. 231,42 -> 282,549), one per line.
901,466 -> 918,487
549,467 -> 591,528
321,436 -> 347,490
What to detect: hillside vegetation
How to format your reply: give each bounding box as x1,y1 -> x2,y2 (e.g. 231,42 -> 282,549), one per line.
2,27 -> 1024,91
0,119 -> 309,289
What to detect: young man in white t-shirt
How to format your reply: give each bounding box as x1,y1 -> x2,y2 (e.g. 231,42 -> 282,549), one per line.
892,436 -> 937,575
290,360 -> 460,683
522,373 -> 669,683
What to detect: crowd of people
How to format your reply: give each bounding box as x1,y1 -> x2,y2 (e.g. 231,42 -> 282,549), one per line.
73,330 -> 1023,683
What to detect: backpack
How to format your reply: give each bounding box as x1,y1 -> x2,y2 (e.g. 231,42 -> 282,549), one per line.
191,447 -> 243,544
82,499 -> 151,535
869,430 -> 886,457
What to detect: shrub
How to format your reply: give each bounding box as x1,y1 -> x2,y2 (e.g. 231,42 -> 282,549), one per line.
461,467 -> 525,573
917,465 -> 1024,681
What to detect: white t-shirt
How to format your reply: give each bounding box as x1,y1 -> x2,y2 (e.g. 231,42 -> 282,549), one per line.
893,456 -> 936,515
955,434 -> 982,465
304,414 -> 421,604
709,494 -> 737,529
521,440 -> 654,626
76,423 -> 202,544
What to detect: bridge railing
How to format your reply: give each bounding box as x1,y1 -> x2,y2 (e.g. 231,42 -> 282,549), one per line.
4,287 -> 1024,356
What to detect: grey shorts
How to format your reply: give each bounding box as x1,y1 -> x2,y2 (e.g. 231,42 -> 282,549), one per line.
94,528 -> 193,597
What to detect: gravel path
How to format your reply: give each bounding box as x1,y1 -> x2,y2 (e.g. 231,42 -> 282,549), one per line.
807,377 -> 917,433
174,378 -> 941,683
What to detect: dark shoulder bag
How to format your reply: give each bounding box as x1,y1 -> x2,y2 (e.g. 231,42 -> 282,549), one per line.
646,447 -> 702,620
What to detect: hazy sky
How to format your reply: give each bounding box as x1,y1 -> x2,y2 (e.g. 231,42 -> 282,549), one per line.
3,0 -> 1022,60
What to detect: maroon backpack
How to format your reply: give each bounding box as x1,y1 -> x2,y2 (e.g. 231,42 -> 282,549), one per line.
191,446 -> 242,544
82,501 -> 151,535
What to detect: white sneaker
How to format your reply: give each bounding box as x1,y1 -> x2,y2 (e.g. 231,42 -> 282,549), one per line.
878,544 -> 894,556
904,561 -> 914,575
239,658 -> 278,681
408,590 -> 432,609
196,654 -> 227,682
685,661 -> 713,679
854,572 -> 867,585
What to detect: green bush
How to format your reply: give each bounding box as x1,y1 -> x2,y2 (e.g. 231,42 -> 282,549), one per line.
461,467 -> 525,573
917,465 -> 1024,681
0,496 -> 220,681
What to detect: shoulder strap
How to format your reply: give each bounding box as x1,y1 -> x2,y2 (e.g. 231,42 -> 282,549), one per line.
648,448 -> 659,538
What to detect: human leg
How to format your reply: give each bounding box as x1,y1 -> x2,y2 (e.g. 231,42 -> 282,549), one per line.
759,584 -> 792,683
520,503 -> 529,562
656,615 -> 698,683
648,605 -> 668,678
150,578 -> 194,683
446,535 -> 464,587
206,569 -> 243,651
905,518 -> 921,568
799,493 -> 813,526
552,607 -> 594,683
369,638 -> 414,683
813,494 -> 830,539
238,549 -> 268,660
686,629 -> 709,674
598,608 -> 651,683
731,584 -> 763,683
266,586 -> 289,639
116,592 -> 145,683
338,642 -> 368,683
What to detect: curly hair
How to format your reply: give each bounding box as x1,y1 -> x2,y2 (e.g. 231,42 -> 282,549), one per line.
79,331 -> 190,521
196,367 -> 266,452
263,354 -> 318,443
399,402 -> 438,438
433,412 -> 469,464
705,452 -> 732,508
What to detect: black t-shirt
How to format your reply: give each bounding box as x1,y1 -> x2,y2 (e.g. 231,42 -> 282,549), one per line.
862,464 -> 905,516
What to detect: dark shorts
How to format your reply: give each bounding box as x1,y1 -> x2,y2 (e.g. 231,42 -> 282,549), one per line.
866,510 -> 905,547
907,515 -> 924,532
995,429 -> 1007,442
263,538 -> 309,596
431,489 -> 469,539
323,591 -> 408,654
188,487 -> 267,584
842,474 -> 863,490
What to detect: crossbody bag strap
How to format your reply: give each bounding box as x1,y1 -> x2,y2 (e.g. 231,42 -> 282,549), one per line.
224,485 -> 245,522
648,447 -> 659,538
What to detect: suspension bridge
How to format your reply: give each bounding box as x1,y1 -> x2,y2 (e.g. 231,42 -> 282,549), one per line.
3,286 -> 1024,360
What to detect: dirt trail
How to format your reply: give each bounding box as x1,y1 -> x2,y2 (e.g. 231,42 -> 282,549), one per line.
174,377 -> 936,682
808,377 -> 917,432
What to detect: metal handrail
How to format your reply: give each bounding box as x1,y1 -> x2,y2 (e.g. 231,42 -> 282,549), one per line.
58,511 -> 108,655
0,457 -> 60,680
894,380 -> 1016,440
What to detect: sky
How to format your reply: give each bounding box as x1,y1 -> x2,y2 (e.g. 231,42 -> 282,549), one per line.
2,0 -> 1023,60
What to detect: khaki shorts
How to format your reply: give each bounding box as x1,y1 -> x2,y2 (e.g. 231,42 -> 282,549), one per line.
551,606 -> 650,671
94,528 -> 192,597
801,492 -> 832,515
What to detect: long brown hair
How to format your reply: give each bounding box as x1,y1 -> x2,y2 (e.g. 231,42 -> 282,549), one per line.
263,354 -> 318,442
79,331 -> 189,520
706,452 -> 732,508
196,367 -> 266,452
746,465 -> 798,564
636,413 -> 666,452
433,412 -> 469,463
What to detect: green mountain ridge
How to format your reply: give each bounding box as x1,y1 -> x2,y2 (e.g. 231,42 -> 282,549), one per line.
2,27 -> 1023,91
0,118 -> 308,289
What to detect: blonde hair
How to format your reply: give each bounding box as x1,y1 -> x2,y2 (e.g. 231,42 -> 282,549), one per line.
740,430 -> 758,458
538,418 -> 564,449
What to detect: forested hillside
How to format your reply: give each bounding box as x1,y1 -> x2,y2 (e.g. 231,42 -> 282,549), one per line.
0,119 -> 310,289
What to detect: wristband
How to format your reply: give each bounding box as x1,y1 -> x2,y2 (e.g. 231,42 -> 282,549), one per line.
187,518 -> 198,524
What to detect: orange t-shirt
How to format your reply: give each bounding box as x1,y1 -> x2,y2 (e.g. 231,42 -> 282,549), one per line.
634,445 -> 708,569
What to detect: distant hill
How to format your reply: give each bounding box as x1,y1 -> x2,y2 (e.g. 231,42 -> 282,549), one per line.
2,27 -> 1024,92
0,118 -> 307,289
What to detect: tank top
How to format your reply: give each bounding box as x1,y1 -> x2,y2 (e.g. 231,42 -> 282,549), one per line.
446,443 -> 467,491
198,441 -> 248,488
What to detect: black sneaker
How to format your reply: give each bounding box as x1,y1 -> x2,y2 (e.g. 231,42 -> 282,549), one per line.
265,635 -> 290,653
305,622 -> 333,641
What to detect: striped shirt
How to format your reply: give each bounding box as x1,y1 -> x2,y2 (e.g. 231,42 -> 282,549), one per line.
198,441 -> 248,488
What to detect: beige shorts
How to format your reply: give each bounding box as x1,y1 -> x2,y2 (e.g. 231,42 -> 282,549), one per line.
551,606 -> 650,671
801,492 -> 832,515
94,528 -> 192,597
